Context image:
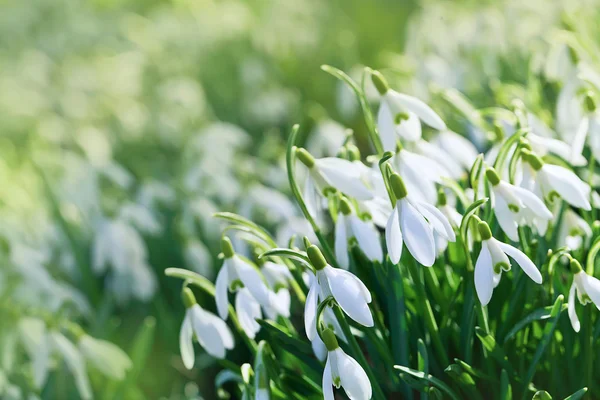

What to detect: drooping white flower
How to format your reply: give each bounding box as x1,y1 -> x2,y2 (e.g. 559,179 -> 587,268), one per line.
296,148 -> 373,216
433,130 -> 479,172
235,288 -> 263,339
334,197 -> 383,269
385,173 -> 455,267
570,92 -> 600,164
179,288 -> 234,367
485,167 -> 553,241
567,259 -> 600,333
474,220 -> 543,306
304,245 -> 373,341
260,261 -> 292,320
434,189 -> 463,253
320,328 -> 372,400
215,237 -> 284,320
557,209 -> 592,251
78,335 -> 132,380
393,147 -> 450,204
521,150 -> 591,210
372,70 -> 446,148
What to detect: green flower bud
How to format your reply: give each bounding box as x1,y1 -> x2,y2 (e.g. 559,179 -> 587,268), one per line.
307,245 -> 328,270
437,188 -> 447,206
485,167 -> 501,186
478,221 -> 493,241
221,236 -> 235,259
296,148 -> 316,168
389,173 -> 408,200
346,144 -> 361,161
584,91 -> 597,113
321,328 -> 339,351
521,149 -> 544,171
371,70 -> 389,95
339,197 -> 353,216
570,258 -> 583,274
532,390 -> 553,400
182,287 -> 197,309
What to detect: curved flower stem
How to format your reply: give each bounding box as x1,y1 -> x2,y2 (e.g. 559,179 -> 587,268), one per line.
286,125 -> 339,268
406,259 -> 449,367
332,306 -> 386,400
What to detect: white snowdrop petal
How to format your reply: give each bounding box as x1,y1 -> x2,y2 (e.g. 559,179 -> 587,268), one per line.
323,356 -> 335,400
399,199 -> 436,267
51,333 -> 93,400
311,336 -> 327,362
316,158 -> 373,200
511,186 -> 553,219
568,283 -> 581,333
496,241 -> 542,284
324,267 -> 373,327
494,194 -> 519,242
32,334 -> 50,388
385,205 -> 403,264
395,110 -> 422,142
570,117 -> 589,162
543,165 -> 591,210
475,244 -> 494,306
377,101 -> 399,152
416,202 -> 456,241
215,264 -> 230,320
349,215 -> 383,263
179,312 -> 195,370
304,280 -> 319,340
192,305 -> 232,358
336,349 -> 372,400
234,257 -> 271,308
581,273 -> 600,309
387,91 -> 446,130
235,289 -> 262,340
335,214 -> 350,270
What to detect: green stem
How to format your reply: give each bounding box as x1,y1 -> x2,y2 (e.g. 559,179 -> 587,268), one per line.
407,260 -> 449,367
332,306 -> 386,400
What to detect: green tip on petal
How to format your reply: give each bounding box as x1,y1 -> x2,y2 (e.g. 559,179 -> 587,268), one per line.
584,91 -> 597,113
394,112 -> 410,124
437,188 -> 447,206
478,221 -> 493,240
321,328 -> 339,351
485,167 -> 501,186
339,197 -> 353,216
221,236 -> 235,259
303,236 -> 312,250
296,148 -> 315,168
371,70 -> 389,95
182,287 -> 197,309
307,245 -> 328,270
570,258 -> 583,274
568,44 -> 580,64
389,173 -> 408,200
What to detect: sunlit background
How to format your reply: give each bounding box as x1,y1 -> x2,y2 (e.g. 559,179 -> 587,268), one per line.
1,0 -> 599,398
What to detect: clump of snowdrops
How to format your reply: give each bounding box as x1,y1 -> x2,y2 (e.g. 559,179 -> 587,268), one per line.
168,56 -> 600,399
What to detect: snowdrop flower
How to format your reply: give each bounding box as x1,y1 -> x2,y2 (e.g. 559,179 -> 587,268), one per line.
335,197 -> 383,269
385,173 -> 455,267
474,220 -> 542,306
433,130 -> 479,172
521,150 -> 591,210
235,288 -> 262,339
571,92 -> 600,163
435,189 -> 463,253
485,167 -> 552,241
215,237 -> 285,320
320,328 -> 372,400
558,209 -> 592,251
393,146 -> 450,204
296,148 -> 373,216
78,334 -> 132,380
304,245 -> 373,341
567,259 -> 600,332
260,261 -> 292,320
179,288 -> 234,367
371,70 -> 446,148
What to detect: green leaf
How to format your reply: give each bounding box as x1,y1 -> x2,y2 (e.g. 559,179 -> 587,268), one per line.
500,369 -> 512,400
165,268 -> 216,296
503,304 -> 568,343
564,388 -> 588,400
213,212 -> 276,247
474,327 -> 514,375
259,248 -> 311,268
469,154 -> 484,196
532,391 -> 553,400
394,366 -> 461,400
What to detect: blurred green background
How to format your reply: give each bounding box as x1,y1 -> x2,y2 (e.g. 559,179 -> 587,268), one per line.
1,0 -> 595,398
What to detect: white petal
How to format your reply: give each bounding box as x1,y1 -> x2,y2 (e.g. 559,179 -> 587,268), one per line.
415,140 -> 463,179
336,349 -> 372,400
395,110 -> 422,142
385,205 -> 403,264
51,333 -> 92,400
435,131 -> 479,170
570,117 -> 589,162
581,273 -> 600,309
322,356 -> 335,400
234,256 -> 272,309
475,243 -> 494,306
215,263 -> 230,320
303,176 -> 319,217
377,102 -> 398,153
496,241 -> 542,284
511,186 -> 553,220
235,289 -> 262,340
304,280 -> 319,340
386,91 -> 446,130
486,237 -> 510,270
335,214 -> 350,270
32,334 -> 50,388
311,336 -> 328,362
324,267 -> 373,327
268,289 -> 291,318
316,158 -> 373,200
399,199 -> 436,267
349,215 -> 383,263
416,202 -> 456,241
568,283 -> 580,332
494,193 -> 519,242
192,305 -> 234,358
542,165 -> 591,210
179,312 -> 195,369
